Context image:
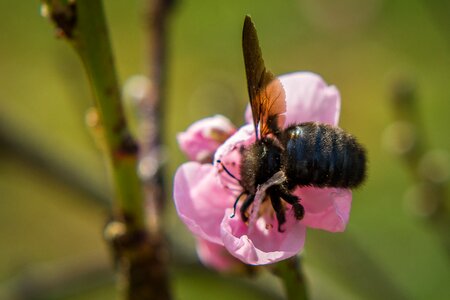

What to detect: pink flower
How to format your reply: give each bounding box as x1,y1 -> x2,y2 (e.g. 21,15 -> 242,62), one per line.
174,72 -> 352,266
196,238 -> 244,272
177,115 -> 236,163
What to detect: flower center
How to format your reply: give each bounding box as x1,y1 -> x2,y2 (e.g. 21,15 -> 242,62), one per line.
247,171 -> 287,235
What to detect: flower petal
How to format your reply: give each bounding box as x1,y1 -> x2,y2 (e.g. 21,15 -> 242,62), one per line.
295,187 -> 352,232
244,103 -> 253,125
281,72 -> 341,126
177,115 -> 236,163
244,72 -> 341,126
173,162 -> 235,244
214,124 -> 255,188
221,208 -> 306,265
196,238 -> 243,272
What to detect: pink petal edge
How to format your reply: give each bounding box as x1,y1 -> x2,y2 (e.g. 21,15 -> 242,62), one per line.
296,187 -> 352,232
281,72 -> 341,126
177,115 -> 236,162
244,72 -> 341,126
173,162 -> 234,244
196,238 -> 242,271
220,208 -> 306,265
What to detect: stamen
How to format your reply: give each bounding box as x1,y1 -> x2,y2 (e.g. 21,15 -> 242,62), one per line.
223,184 -> 243,192
247,171 -> 287,235
216,160 -> 241,183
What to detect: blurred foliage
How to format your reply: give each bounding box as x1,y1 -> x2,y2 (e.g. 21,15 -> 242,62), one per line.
0,0 -> 449,299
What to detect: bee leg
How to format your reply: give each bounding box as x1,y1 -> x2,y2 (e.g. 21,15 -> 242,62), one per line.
230,191 -> 246,218
240,193 -> 255,222
270,194 -> 286,232
280,192 -> 305,220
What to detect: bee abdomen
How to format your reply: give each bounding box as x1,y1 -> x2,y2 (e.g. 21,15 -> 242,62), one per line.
282,122 -> 366,189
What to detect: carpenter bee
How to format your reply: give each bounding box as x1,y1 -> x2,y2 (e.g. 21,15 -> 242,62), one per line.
220,16 -> 367,232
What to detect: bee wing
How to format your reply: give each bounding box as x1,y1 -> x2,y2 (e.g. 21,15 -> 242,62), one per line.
242,15 -> 286,140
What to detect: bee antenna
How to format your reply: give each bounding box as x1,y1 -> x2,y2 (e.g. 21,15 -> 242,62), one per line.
216,160 -> 241,183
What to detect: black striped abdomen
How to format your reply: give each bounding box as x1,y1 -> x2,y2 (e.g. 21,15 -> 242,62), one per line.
281,122 -> 366,189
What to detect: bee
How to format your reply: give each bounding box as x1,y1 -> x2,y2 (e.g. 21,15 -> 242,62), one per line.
220,16 -> 367,232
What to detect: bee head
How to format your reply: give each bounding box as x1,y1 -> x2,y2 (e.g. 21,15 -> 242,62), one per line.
240,137 -> 283,194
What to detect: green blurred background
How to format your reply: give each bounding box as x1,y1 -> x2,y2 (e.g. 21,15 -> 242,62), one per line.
1,0 -> 449,299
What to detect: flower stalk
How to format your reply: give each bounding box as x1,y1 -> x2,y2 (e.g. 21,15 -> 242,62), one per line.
272,256 -> 309,300
42,0 -> 172,299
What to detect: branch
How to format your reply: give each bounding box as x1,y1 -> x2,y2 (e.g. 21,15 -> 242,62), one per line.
42,1 -> 173,299
139,0 -> 175,219
43,0 -> 144,226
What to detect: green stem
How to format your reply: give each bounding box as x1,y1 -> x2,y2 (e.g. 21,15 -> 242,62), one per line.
42,1 -> 173,299
274,256 -> 309,300
43,0 -> 144,227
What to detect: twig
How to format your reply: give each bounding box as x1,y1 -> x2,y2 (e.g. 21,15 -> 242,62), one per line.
43,0 -> 144,226
42,1 -> 172,299
140,0 -> 175,217
114,0 -> 178,299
